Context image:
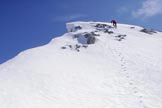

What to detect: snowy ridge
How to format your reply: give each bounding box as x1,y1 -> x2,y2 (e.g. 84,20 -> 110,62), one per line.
0,21 -> 162,108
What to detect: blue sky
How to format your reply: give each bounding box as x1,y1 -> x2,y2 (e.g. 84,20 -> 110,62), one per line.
0,0 -> 162,63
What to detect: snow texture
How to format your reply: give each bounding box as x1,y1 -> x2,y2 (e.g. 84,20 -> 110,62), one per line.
0,21 -> 162,108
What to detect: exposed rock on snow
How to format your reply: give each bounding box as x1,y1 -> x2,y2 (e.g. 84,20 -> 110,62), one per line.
74,32 -> 97,44
140,28 -> 157,34
0,21 -> 162,108
115,34 -> 127,41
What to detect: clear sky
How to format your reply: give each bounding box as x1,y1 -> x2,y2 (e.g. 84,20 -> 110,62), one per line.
0,0 -> 162,64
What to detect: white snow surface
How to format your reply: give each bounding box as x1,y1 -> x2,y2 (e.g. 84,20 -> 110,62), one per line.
0,21 -> 162,108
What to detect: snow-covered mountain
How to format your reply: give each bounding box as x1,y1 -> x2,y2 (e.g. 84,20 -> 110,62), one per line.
0,21 -> 162,108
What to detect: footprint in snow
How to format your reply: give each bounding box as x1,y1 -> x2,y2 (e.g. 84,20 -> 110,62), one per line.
129,82 -> 133,85
122,66 -> 126,69
143,105 -> 148,108
126,75 -> 129,77
138,96 -> 144,103
139,100 -> 143,103
134,91 -> 138,94
120,57 -> 124,61
121,64 -> 124,67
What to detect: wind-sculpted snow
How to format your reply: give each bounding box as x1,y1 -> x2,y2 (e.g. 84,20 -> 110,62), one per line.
0,21 -> 162,108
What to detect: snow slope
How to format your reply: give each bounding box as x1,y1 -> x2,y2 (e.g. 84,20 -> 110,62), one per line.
0,21 -> 162,108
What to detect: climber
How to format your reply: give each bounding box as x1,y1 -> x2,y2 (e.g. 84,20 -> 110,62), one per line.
111,20 -> 117,28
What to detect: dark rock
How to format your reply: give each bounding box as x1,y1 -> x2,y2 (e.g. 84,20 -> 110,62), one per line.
108,31 -> 114,34
115,34 -> 127,41
116,34 -> 126,38
61,46 -> 66,49
68,45 -> 72,48
74,44 -> 81,52
84,33 -> 92,38
87,36 -> 96,44
140,28 -> 157,34
95,23 -> 112,29
130,27 -> 135,29
75,44 -> 81,49
82,45 -> 88,48
95,23 -> 113,33
104,29 -> 114,34
70,26 -> 82,32
76,49 -> 80,52
83,32 -> 96,44
73,34 -> 79,38
74,32 -> 97,44
75,26 -> 82,30
104,29 -> 109,33
116,38 -> 124,41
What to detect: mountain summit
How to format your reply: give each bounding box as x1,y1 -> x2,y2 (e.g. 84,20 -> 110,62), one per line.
0,21 -> 162,108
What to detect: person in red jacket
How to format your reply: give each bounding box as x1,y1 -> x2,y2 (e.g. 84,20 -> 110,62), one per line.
111,20 -> 117,28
